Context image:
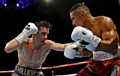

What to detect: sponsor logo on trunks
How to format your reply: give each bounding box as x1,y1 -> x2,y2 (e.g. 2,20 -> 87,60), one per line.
94,52 -> 109,60
15,65 -> 40,75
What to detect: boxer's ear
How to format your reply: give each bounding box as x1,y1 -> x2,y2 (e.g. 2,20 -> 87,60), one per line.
80,11 -> 85,17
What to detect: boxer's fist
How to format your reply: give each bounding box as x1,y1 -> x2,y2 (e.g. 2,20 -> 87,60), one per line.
71,26 -> 93,42
15,22 -> 38,44
64,44 -> 83,59
24,22 -> 38,35
71,26 -> 101,51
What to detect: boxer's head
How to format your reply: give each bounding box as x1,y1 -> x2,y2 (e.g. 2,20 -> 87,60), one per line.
69,3 -> 91,26
34,21 -> 52,30
34,21 -> 52,41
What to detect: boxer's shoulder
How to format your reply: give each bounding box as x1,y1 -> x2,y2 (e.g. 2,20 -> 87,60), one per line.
95,16 -> 114,31
25,38 -> 30,43
21,38 -> 31,45
44,39 -> 55,45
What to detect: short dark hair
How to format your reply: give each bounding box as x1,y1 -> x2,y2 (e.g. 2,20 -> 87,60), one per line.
69,3 -> 90,14
34,21 -> 52,30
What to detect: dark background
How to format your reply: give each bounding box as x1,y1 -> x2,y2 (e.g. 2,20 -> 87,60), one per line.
0,0 -> 120,75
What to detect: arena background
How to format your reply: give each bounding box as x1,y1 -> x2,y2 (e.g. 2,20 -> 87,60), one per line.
0,0 -> 120,76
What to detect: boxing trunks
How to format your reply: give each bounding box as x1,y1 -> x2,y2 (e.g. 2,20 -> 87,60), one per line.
76,50 -> 120,76
11,65 -> 45,76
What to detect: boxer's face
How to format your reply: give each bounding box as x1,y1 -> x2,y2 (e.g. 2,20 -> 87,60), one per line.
70,11 -> 84,26
37,27 -> 49,42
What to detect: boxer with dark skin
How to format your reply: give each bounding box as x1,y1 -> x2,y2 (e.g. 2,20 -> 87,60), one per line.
64,3 -> 120,76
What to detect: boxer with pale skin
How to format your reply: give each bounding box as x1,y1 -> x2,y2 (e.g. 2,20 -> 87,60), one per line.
63,3 -> 120,76
4,21 -> 75,76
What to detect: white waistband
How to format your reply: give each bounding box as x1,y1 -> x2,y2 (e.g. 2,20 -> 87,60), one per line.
93,50 -> 120,61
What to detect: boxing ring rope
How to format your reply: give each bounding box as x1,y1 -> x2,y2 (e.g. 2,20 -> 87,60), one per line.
0,61 -> 88,75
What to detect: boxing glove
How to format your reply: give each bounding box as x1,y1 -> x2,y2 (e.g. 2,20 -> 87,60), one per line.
15,22 -> 38,44
71,26 -> 101,51
64,41 -> 83,59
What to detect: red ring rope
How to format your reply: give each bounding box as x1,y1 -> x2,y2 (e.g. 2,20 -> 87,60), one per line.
0,61 -> 88,74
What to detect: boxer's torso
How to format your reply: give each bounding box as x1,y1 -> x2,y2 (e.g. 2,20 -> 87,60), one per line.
17,38 -> 51,69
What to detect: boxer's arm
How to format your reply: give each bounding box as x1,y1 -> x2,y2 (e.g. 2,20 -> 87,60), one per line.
97,30 -> 118,54
50,43 -> 68,51
4,39 -> 22,53
47,40 -> 73,51
48,40 -> 91,58
81,48 -> 92,57
4,22 -> 38,53
49,40 -> 83,51
96,17 -> 119,54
